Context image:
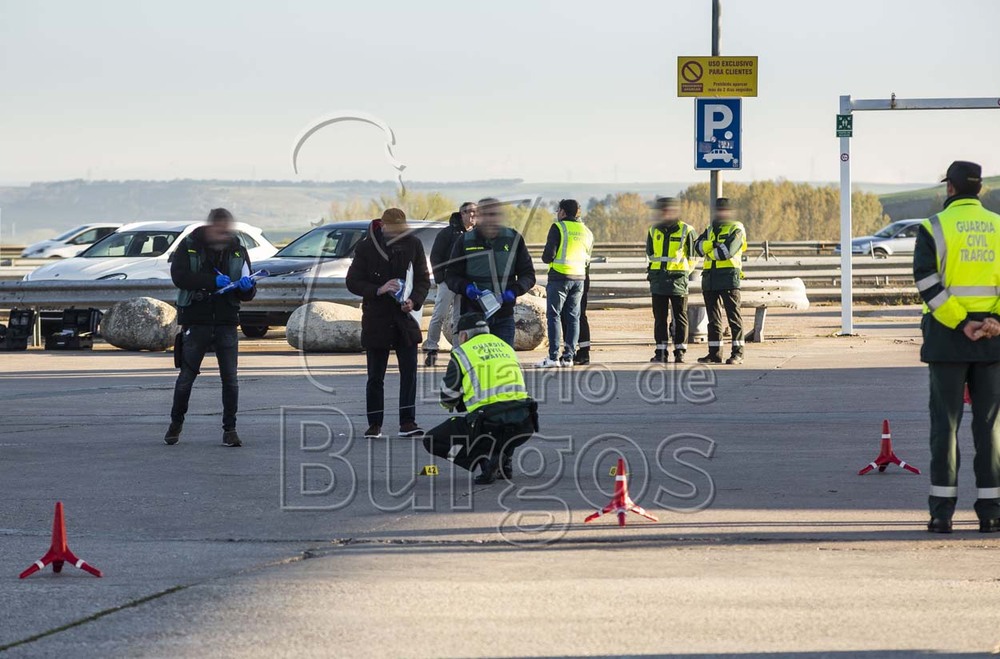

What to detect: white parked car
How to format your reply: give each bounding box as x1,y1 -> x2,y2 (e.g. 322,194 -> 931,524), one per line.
23,221 -> 277,281
20,223 -> 122,259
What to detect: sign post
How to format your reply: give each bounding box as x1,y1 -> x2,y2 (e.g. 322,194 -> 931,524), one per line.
837,94 -> 1000,336
695,98 -> 742,171
677,56 -> 758,98
839,95 -> 853,336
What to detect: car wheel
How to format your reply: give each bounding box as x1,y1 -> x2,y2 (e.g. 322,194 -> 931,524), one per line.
241,324 -> 269,338
872,248 -> 889,259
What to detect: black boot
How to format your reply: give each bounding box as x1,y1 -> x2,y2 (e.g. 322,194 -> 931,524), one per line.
473,457 -> 500,485
650,349 -> 666,363
424,350 -> 437,367
979,518 -> 1000,533
726,353 -> 744,365
697,352 -> 723,364
573,350 -> 590,366
927,517 -> 953,533
673,350 -> 686,364
164,421 -> 182,445
222,430 -> 242,447
500,452 -> 514,479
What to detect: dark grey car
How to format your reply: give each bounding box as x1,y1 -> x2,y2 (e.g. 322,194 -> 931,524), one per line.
238,220 -> 446,337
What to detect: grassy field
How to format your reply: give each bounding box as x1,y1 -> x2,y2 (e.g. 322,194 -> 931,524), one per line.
879,174 -> 999,220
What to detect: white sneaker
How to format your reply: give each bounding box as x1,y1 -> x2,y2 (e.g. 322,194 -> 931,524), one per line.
535,357 -> 560,368
559,357 -> 574,368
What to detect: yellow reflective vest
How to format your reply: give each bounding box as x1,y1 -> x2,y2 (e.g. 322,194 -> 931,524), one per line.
648,221 -> 694,272
450,332 -> 529,413
701,221 -> 746,272
549,220 -> 594,277
918,198 -> 1000,329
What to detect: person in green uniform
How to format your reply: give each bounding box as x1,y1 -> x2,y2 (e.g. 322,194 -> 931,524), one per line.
422,313 -> 538,485
914,160 -> 1000,533
694,197 -> 746,365
645,197 -> 695,363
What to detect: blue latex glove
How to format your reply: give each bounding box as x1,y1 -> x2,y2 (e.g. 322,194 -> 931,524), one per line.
215,274 -> 232,288
465,283 -> 482,300
502,289 -> 516,304
236,275 -> 254,291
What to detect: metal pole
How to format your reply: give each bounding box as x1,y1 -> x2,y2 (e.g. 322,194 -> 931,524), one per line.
838,94 -> 853,335
709,0 -> 722,213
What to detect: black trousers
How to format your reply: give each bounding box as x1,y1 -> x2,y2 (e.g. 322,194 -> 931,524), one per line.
562,275 -> 590,355
365,345 -> 418,427
703,289 -> 744,356
171,324 -> 240,431
651,294 -> 688,353
927,361 -> 1000,521
422,413 -> 534,473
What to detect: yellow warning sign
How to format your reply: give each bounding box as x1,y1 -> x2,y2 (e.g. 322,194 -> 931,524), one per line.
677,56 -> 758,97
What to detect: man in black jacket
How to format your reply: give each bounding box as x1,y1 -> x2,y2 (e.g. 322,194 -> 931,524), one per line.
424,202 -> 476,366
346,208 -> 431,439
166,208 -> 256,447
445,198 -> 536,348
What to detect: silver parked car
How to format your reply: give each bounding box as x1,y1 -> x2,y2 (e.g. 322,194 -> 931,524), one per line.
835,219 -> 923,258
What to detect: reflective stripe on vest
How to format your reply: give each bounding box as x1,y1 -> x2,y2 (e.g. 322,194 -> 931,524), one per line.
702,222 -> 745,271
550,220 -> 594,277
648,222 -> 692,272
920,201 -> 1000,325
462,227 -> 516,293
451,333 -> 529,412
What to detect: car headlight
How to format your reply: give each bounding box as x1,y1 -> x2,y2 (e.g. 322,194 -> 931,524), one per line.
98,273 -> 128,280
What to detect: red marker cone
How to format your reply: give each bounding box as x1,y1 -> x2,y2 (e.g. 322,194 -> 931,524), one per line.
857,420 -> 920,476
584,458 -> 658,527
19,502 -> 102,579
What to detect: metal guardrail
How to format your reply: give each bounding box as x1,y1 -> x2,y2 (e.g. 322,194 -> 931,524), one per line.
0,278 -> 355,311
0,276 -> 810,313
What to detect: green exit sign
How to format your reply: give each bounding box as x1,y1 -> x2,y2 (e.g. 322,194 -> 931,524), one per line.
836,114 -> 853,137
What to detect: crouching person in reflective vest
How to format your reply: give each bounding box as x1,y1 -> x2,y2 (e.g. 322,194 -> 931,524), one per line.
422,312 -> 539,484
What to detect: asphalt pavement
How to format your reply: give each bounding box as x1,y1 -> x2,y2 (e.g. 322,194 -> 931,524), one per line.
1,305 -> 997,657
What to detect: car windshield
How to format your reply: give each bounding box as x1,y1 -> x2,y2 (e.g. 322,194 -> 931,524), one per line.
81,230 -> 180,258
53,225 -> 88,241
275,227 -> 366,259
872,223 -> 903,238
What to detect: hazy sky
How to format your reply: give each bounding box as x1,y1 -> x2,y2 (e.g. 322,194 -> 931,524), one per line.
1,0 -> 998,185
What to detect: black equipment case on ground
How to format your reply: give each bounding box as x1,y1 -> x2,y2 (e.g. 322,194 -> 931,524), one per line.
0,308 -> 35,351
44,308 -> 102,351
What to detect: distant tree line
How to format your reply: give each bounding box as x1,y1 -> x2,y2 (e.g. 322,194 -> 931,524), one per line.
329,180 -> 892,245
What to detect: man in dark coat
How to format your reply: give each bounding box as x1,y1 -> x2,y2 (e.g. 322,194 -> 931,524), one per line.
346,208 -> 431,439
424,202 -> 476,366
166,208 -> 256,447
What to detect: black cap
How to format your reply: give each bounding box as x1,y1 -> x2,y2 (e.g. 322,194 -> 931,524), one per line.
648,196 -> 679,211
941,161 -> 982,184
456,312 -> 488,332
558,199 -> 580,218
715,197 -> 731,211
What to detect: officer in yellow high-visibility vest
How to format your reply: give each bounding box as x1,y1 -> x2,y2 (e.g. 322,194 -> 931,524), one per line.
694,197 -> 747,364
914,161 -> 1000,534
646,196 -> 695,363
537,199 -> 594,368
423,313 -> 539,484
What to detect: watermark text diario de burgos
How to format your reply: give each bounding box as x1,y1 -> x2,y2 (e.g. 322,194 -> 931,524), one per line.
283,111 -> 718,545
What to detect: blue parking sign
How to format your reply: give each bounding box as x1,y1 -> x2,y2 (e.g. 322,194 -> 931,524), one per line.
695,98 -> 742,170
